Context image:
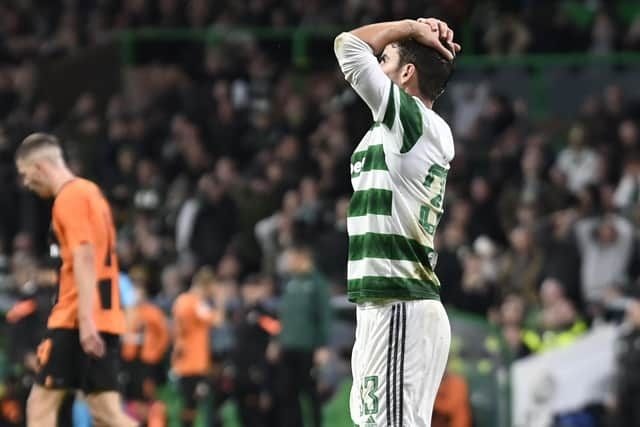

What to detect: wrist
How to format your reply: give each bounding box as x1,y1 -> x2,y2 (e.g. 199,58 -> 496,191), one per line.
403,19 -> 416,38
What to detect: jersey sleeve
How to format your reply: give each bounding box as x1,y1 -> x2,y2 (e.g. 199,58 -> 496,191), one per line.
334,32 -> 393,122
53,188 -> 96,252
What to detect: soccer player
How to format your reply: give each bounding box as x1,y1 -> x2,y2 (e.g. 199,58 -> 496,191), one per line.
334,19 -> 460,426
121,282 -> 170,423
14,133 -> 137,427
171,267 -> 225,427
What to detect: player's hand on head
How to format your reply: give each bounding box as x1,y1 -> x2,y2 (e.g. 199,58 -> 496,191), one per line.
79,318 -> 106,358
415,18 -> 462,57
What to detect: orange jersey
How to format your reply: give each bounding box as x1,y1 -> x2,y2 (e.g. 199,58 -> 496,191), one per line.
122,302 -> 170,364
171,293 -> 212,376
49,178 -> 125,334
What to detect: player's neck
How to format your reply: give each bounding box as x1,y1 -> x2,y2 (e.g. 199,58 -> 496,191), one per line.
420,96 -> 434,109
405,88 -> 433,109
51,168 -> 77,196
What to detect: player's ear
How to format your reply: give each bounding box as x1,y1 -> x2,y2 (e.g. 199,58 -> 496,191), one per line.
401,63 -> 415,84
33,160 -> 44,173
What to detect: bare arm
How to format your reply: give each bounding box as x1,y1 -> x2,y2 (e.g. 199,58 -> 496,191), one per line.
74,244 -> 96,322
74,243 -> 105,357
350,19 -> 458,59
350,20 -> 417,55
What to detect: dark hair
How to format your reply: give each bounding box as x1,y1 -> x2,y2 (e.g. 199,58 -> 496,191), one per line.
396,38 -> 455,102
15,133 -> 62,161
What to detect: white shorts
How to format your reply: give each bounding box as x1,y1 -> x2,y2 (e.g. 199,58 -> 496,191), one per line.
350,299 -> 451,427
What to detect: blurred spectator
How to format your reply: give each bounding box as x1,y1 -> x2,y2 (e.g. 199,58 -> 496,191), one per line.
552,124 -> 602,195
613,151 -> 640,213
270,245 -> 332,427
152,264 -> 184,314
590,11 -> 617,55
230,274 -> 278,427
574,214 -> 635,309
453,251 -> 497,317
255,190 -> 300,275
521,280 -> 587,354
536,209 -> 583,308
500,226 -> 544,304
467,176 -> 505,244
499,145 -> 566,232
312,196 -> 349,293
175,172 -> 239,268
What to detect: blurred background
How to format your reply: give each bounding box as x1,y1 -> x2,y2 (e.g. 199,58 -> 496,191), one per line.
1,0 -> 640,426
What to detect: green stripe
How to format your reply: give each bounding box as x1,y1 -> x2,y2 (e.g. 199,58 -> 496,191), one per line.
398,89 -> 422,153
348,190 -> 392,217
382,84 -> 395,129
348,276 -> 440,302
350,144 -> 388,177
348,232 -> 434,265
429,163 -> 448,178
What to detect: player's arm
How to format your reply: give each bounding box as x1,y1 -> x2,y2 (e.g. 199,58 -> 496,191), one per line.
54,190 -> 105,357
152,308 -> 171,361
74,243 -> 106,357
195,302 -> 224,327
334,19 -> 457,120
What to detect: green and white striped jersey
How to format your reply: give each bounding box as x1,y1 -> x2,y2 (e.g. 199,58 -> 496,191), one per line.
334,32 -> 455,303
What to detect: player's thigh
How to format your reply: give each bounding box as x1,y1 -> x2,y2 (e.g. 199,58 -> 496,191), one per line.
178,376 -> 207,411
350,302 -> 397,426
26,384 -> 66,427
35,329 -> 82,390
85,391 -> 138,427
404,300 -> 451,426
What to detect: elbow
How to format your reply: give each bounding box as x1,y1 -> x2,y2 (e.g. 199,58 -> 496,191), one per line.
334,32 -> 350,58
333,32 -> 345,52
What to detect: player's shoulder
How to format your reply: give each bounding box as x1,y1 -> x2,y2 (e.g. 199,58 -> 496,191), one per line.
173,293 -> 196,312
56,178 -> 101,203
419,105 -> 455,162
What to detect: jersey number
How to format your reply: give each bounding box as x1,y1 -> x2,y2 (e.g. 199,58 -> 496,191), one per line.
360,375 -> 379,415
419,165 -> 447,235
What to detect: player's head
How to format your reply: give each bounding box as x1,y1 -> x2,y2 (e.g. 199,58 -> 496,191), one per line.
285,244 -> 315,274
379,38 -> 455,103
15,133 -> 67,198
191,265 -> 217,295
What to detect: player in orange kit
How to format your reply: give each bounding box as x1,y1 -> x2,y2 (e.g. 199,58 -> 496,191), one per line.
15,133 -> 137,427
171,267 -> 226,427
121,282 -> 171,424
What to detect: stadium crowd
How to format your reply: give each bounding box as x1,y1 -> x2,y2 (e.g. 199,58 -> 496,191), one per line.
1,1 -> 640,426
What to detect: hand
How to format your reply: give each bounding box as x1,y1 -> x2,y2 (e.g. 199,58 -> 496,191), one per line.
414,18 -> 461,58
79,317 -> 106,358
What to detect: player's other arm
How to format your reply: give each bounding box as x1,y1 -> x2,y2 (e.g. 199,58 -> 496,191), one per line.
74,243 -> 106,357
334,26 -> 398,120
